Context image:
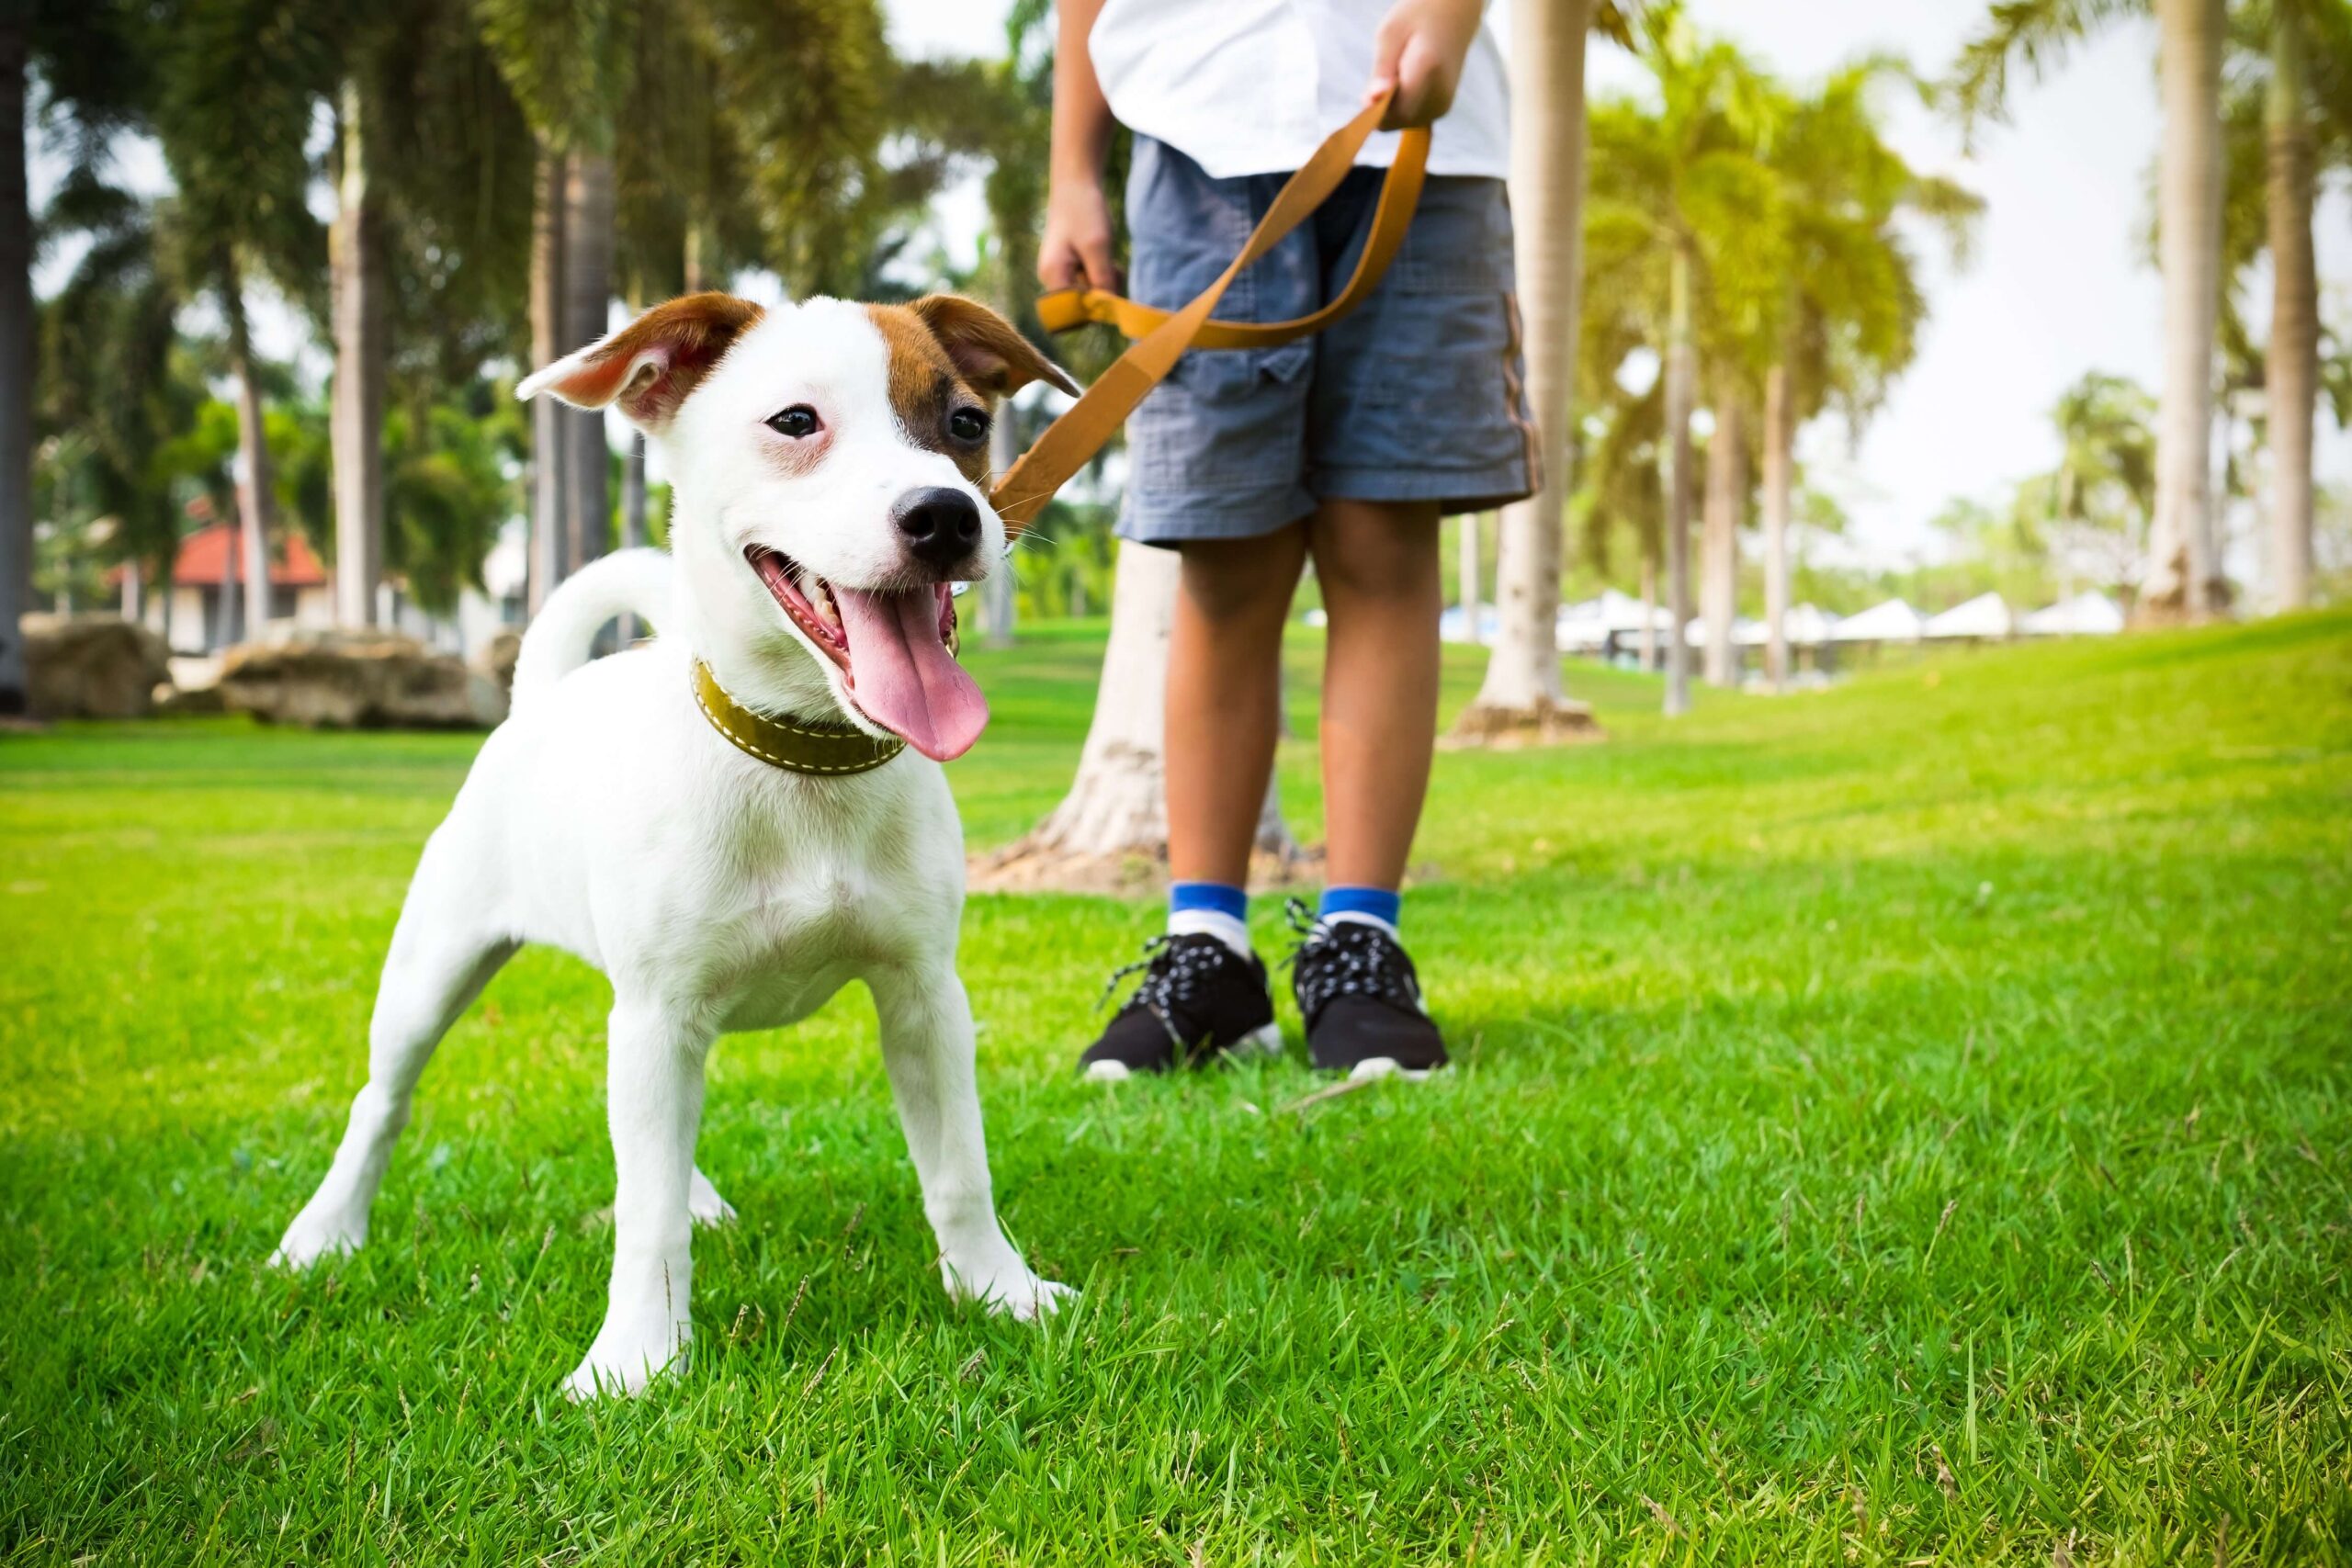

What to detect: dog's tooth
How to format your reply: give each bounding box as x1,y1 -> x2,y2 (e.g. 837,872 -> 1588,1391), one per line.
815,585 -> 842,632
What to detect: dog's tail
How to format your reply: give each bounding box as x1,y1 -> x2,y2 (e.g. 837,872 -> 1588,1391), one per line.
510,547 -> 674,710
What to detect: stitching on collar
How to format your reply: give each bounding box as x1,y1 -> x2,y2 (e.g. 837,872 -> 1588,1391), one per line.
691,661 -> 905,775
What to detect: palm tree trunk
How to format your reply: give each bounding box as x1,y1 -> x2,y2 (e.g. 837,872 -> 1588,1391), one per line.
0,22 -> 29,713
220,259 -> 275,643
564,152 -> 615,574
1700,379 -> 1744,688
2265,7 -> 2315,613
2145,0 -> 2226,622
618,428 -> 647,642
984,406 -> 1018,649
1456,0 -> 1596,739
1000,541 -> 1179,859
1638,548 -> 1657,671
1457,511 -> 1481,645
1662,238 -> 1695,717
330,75 -> 386,628
980,536 -> 1305,887
528,142 -> 568,614
1762,360 -> 1792,690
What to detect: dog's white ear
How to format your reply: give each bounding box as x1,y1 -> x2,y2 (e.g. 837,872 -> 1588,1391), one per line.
907,294 -> 1081,400
516,292 -> 766,430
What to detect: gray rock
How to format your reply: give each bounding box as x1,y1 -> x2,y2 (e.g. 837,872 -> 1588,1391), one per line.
24,613 -> 173,718
219,630 -> 508,729
473,627 -> 524,697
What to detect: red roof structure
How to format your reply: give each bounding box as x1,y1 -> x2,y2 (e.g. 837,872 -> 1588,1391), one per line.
167,524 -> 329,588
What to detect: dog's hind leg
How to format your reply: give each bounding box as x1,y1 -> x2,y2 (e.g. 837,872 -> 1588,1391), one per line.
870,965 -> 1071,1322
276,829 -> 517,1269
564,999 -> 711,1399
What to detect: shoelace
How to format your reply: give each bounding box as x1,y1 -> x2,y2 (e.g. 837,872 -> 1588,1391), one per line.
1097,933 -> 1245,1052
1282,897 -> 1422,1023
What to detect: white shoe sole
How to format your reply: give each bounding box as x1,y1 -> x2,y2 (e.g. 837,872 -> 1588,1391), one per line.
1344,1056 -> 1446,1083
1083,1021 -> 1283,1083
1230,1021 -> 1284,1059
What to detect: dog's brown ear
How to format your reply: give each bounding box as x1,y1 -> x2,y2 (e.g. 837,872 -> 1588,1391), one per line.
517,292 -> 765,429
908,294 -> 1080,400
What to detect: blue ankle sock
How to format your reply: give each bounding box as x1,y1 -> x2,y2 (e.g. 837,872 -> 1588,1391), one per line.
1168,880 -> 1251,955
1170,881 -> 1248,922
1319,885 -> 1401,932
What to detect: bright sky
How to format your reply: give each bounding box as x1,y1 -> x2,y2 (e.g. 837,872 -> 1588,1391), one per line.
888,0 -> 2352,575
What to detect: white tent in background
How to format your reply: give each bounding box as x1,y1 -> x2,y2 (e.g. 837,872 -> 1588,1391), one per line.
1784,603 -> 1839,646
2019,591 -> 2125,637
1924,592 -> 2014,640
1686,615 -> 1758,649
1831,598 -> 1927,643
1734,604 -> 1840,647
1437,604 -> 1500,644
1555,589 -> 1671,652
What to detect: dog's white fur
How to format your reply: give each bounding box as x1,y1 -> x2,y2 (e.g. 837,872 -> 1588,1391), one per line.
274,296 -> 1069,1398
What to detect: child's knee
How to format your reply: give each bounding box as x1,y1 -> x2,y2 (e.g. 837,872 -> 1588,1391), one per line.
1316,521 -> 1441,605
1179,536 -> 1302,623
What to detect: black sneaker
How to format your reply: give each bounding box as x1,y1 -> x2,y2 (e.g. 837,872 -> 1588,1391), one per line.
1078,933 -> 1283,1082
1284,900 -> 1449,1080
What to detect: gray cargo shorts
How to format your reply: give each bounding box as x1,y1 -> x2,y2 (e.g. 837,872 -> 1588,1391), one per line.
1116,134 -> 1539,547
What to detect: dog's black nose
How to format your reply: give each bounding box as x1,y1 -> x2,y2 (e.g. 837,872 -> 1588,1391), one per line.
892,487 -> 981,570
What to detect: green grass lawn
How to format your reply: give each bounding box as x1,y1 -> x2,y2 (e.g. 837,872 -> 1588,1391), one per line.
3,613 -> 2349,1563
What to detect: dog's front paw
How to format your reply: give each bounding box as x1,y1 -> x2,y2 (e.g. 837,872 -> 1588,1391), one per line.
272,1207 -> 366,1269
561,1316 -> 691,1401
687,1167 -> 738,1229
948,1258 -> 1075,1323
993,1275 -> 1076,1323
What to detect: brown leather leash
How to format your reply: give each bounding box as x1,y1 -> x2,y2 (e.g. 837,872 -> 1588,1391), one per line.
987,93 -> 1430,533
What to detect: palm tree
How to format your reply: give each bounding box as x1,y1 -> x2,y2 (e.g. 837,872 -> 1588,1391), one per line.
1451,0 -> 1607,741
2220,0 -> 2352,610
2051,371 -> 2161,591
8,0 -> 153,707
610,8 -> 764,604
1697,373 -> 1746,687
476,0 -> 633,608
151,0 -> 334,644
1,19 -> 30,708
1583,19 -> 1780,715
328,62 -> 385,626
34,176 -> 202,627
1957,0 -> 2232,621
370,0 -> 535,617
1755,62 -> 1978,688
1661,236 -> 1697,714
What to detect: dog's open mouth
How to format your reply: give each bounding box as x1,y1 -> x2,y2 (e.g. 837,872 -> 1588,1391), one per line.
746,546 -> 986,762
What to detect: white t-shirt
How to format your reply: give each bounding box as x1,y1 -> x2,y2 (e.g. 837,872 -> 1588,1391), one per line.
1088,0 -> 1510,181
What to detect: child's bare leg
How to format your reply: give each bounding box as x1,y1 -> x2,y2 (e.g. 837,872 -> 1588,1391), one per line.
1307,499 -> 1443,887
1165,524 -> 1309,885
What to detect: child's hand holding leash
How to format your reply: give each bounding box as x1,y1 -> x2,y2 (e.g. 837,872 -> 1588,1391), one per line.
1366,0 -> 1485,129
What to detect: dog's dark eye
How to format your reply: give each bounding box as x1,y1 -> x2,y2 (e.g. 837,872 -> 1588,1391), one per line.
947,407 -> 989,444
766,405 -> 821,438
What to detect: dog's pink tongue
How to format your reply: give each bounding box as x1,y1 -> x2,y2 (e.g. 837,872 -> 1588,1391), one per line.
832,587 -> 988,761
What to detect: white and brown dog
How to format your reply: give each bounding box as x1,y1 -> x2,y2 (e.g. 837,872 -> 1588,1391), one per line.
273,291 -> 1079,1397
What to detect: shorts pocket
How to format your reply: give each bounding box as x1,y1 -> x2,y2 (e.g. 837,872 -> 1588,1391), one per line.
1167,339 -> 1311,395
1134,340 -> 1314,493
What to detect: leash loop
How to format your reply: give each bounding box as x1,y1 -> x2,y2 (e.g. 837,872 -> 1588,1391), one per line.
989,94 -> 1430,531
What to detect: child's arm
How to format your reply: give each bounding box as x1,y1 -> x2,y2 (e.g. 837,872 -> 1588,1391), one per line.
1038,0 -> 1119,293
1366,0 -> 1486,129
